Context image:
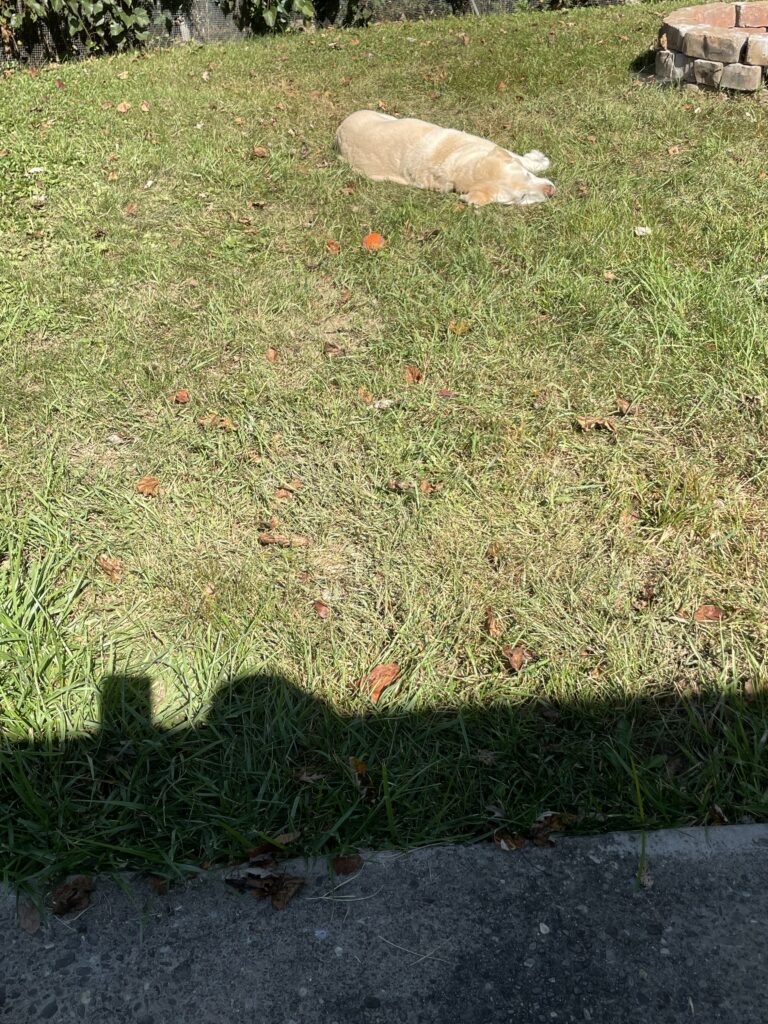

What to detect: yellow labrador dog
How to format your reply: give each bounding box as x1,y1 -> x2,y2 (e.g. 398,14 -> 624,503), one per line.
336,110 -> 555,207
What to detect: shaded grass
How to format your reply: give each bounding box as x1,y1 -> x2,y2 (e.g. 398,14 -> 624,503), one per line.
2,7 -> 768,886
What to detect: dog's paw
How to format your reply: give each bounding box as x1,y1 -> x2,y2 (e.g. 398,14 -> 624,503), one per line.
521,151 -> 550,173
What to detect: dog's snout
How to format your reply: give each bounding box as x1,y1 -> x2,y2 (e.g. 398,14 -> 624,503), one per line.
543,183 -> 556,198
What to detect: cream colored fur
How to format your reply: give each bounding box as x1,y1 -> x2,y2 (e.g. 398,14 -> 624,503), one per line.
335,110 -> 555,207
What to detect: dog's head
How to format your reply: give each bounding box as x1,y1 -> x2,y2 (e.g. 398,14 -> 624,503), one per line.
461,150 -> 555,207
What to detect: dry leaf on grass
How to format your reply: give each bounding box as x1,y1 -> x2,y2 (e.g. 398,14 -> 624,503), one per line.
136,475 -> 160,497
419,479 -> 442,494
529,811 -> 577,847
140,101 -> 150,113
502,644 -> 536,673
251,145 -> 269,159
387,479 -> 415,493
693,604 -> 723,623
226,872 -> 304,910
258,532 -> 309,548
404,364 -> 422,384
349,756 -> 377,803
634,226 -> 652,237
123,202 -> 138,216
168,388 -> 190,404
148,875 -> 170,895
485,541 -> 504,566
116,100 -> 131,113
323,340 -> 346,358
485,606 -> 503,639
437,387 -> 456,398
356,663 -> 400,704
615,397 -> 638,416
96,553 -> 123,583
358,386 -> 374,404
331,853 -> 363,875
313,600 -> 331,619
197,413 -> 237,431
52,875 -> 94,915
494,830 -> 526,852
575,416 -> 616,432
326,239 -> 341,254
448,319 -> 468,335
266,347 -> 279,363
55,78 -> 65,89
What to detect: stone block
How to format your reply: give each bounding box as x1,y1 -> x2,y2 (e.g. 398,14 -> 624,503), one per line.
746,33 -> 768,63
683,56 -> 697,82
693,58 -> 724,87
662,20 -> 696,50
739,1 -> 768,27
683,27 -> 748,61
720,61 -> 763,87
656,49 -> 689,83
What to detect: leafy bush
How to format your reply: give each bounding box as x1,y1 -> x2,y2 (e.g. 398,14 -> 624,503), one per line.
0,0 -> 313,60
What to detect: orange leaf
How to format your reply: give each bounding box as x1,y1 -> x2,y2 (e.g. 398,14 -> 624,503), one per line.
136,475 -> 160,496
169,388 -> 190,404
485,606 -> 503,638
197,413 -> 237,431
575,416 -> 616,432
326,239 -> 341,254
251,145 -> 269,159
357,663 -> 400,703
615,397 -> 638,416
96,553 -> 123,582
313,599 -> 331,619
693,604 -> 723,623
404,364 -> 422,384
448,319 -> 468,335
266,347 -> 279,363
123,202 -> 138,216
55,78 -> 65,89
362,232 -> 386,251
358,386 -> 374,404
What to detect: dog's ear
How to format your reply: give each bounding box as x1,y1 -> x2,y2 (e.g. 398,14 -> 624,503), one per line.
460,184 -> 497,206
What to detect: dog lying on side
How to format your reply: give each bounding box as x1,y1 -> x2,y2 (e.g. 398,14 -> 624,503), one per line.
335,110 -> 555,207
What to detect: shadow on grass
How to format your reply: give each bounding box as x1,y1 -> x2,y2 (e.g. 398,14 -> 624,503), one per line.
630,48 -> 657,75
2,671 -> 767,887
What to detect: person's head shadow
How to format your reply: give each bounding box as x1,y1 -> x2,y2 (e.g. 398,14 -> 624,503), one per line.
2,666 -> 766,886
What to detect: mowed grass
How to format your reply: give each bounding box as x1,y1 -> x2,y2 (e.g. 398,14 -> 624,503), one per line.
2,7 -> 768,887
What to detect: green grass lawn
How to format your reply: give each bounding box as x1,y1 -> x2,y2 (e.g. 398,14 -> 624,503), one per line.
2,6 -> 768,889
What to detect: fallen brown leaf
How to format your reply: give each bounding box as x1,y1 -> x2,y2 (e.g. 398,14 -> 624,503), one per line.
419,479 -> 442,494
633,582 -> 655,612
123,201 -> 138,216
667,145 -> 681,156
96,553 -> 123,583
52,875 -> 94,915
258,532 -> 309,548
197,413 -> 237,431
140,100 -> 150,113
136,475 -> 160,497
326,239 -> 341,254
169,388 -> 190,404
266,347 -> 279,363
437,387 -> 456,398
615,397 -> 638,416
116,70 -> 129,80
494,830 -> 526,852
502,644 -> 535,673
485,606 -> 503,639
404,364 -> 422,384
496,80 -> 507,92
323,341 -> 346,358
575,416 -> 616,432
603,270 -> 616,282
251,145 -> 269,158
529,811 -> 577,848
313,599 -> 331,619
693,604 -> 723,623
358,386 -> 374,404
116,101 -> 131,114
55,78 -> 65,89
148,875 -> 169,895
448,319 -> 468,335
226,872 -> 304,910
331,853 -> 363,875
387,479 -> 415,492
485,541 -> 504,566
357,663 -> 400,704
